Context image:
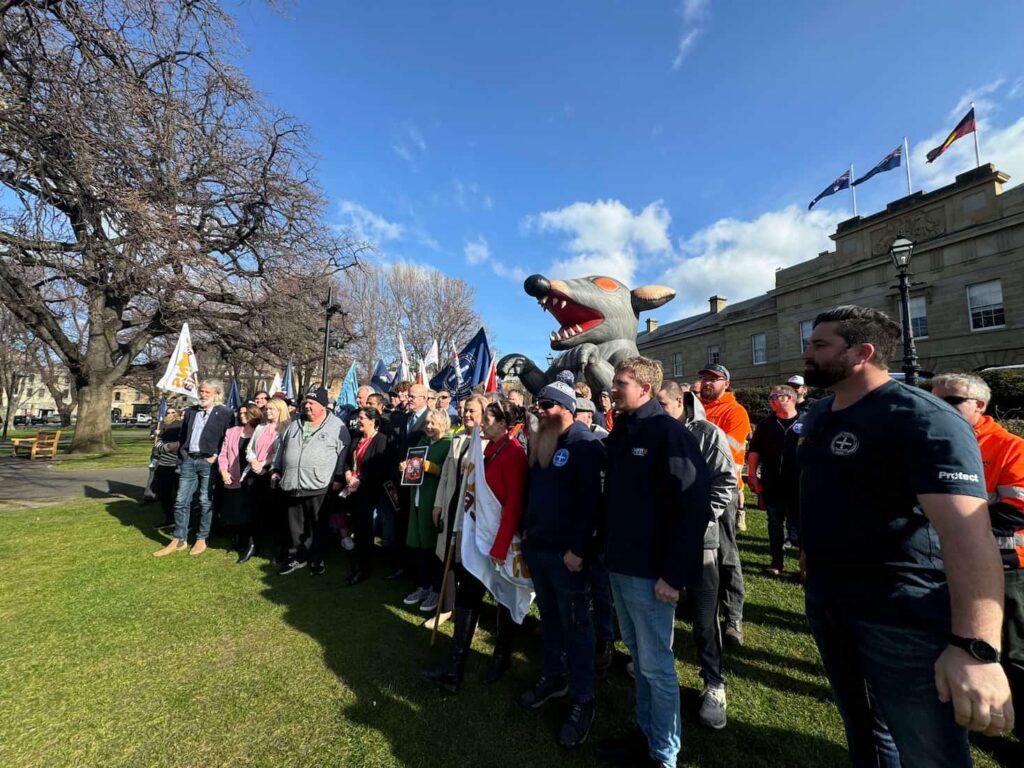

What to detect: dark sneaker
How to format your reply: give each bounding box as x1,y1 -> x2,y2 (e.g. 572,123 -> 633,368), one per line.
278,558 -> 307,575
596,728 -> 647,764
517,674 -> 569,709
595,640 -> 614,674
558,698 -> 595,749
724,621 -> 744,648
310,561 -> 326,576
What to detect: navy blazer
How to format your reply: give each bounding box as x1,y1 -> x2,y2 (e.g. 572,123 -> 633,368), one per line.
177,404 -> 234,463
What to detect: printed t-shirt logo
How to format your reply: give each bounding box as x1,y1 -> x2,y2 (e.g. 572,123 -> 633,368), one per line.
830,431 -> 860,456
938,470 -> 980,483
552,448 -> 569,467
632,447 -> 648,457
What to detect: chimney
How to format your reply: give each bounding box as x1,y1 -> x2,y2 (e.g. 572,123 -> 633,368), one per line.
709,295 -> 727,313
645,318 -> 658,334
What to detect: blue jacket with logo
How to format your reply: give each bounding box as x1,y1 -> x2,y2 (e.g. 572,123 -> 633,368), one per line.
604,397 -> 712,590
523,420 -> 606,558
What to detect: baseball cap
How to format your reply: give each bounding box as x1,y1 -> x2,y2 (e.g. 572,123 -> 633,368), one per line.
303,387 -> 330,408
787,375 -> 805,386
698,363 -> 731,381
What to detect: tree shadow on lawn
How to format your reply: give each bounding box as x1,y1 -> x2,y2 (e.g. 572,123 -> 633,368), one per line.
258,545 -> 848,768
106,497 -> 235,551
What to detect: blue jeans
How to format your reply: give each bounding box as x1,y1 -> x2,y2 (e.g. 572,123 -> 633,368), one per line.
173,457 -> 215,542
610,573 -> 680,765
806,596 -> 970,768
523,543 -> 595,702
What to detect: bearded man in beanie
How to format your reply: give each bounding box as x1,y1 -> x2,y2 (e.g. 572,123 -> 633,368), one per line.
517,380 -> 606,748
272,387 -> 351,576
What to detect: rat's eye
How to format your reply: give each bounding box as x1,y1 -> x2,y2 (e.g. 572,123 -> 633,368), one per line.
592,277 -> 618,292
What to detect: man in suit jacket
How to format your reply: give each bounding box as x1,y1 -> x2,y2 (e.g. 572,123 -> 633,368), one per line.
384,383 -> 430,579
154,381 -> 234,557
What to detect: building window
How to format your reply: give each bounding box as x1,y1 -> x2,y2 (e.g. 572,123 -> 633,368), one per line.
908,296 -> 928,339
799,320 -> 814,352
752,333 -> 767,365
967,280 -> 1005,331
707,345 -> 720,366
672,352 -> 682,377
114,391 -> 121,402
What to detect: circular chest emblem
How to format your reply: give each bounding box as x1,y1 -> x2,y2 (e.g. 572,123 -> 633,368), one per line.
830,431 -> 860,456
552,448 -> 570,467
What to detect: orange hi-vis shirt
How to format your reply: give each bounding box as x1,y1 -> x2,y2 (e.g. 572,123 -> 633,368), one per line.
702,391 -> 752,491
974,414 -> 1024,568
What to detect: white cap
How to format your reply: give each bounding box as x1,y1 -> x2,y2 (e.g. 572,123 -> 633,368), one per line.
787,375 -> 805,386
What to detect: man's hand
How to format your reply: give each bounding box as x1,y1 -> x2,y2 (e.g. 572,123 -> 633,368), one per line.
748,477 -> 761,495
654,578 -> 679,604
935,646 -> 1015,736
206,455 -> 217,464
331,480 -> 343,493
563,550 -> 583,572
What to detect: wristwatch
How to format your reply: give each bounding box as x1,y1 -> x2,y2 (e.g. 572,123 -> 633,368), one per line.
948,634 -> 1001,663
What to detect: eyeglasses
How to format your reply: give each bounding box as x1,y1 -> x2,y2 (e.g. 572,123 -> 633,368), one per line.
768,394 -> 791,401
536,399 -> 558,410
941,395 -> 972,406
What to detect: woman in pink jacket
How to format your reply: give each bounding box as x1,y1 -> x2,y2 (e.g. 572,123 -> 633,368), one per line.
238,398 -> 290,564
218,404 -> 263,560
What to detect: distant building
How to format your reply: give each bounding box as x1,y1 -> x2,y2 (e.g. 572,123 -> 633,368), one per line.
639,164 -> 1024,386
1,372 -> 150,422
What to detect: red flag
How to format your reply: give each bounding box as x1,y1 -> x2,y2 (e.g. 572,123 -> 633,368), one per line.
926,107 -> 976,163
484,358 -> 498,393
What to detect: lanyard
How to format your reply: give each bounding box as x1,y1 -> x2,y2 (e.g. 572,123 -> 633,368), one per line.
352,432 -> 376,477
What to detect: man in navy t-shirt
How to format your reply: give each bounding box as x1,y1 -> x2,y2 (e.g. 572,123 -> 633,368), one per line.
799,305 -> 1013,766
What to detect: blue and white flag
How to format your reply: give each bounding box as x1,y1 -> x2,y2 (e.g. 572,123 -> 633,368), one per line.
430,328 -> 492,398
281,360 -> 295,400
808,169 -> 851,210
226,378 -> 242,411
852,145 -> 902,187
337,362 -> 359,408
369,359 -> 392,393
157,397 -> 168,423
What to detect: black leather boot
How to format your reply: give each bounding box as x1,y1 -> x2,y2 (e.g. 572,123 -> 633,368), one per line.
236,537 -> 255,564
417,607 -> 478,693
480,606 -> 516,685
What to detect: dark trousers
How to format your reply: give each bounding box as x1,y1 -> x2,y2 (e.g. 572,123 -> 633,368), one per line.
153,465 -> 179,524
351,500 -> 376,573
286,491 -> 328,565
689,549 -> 725,688
523,543 -> 595,702
589,552 -> 616,643
453,560 -> 487,610
1005,567 -> 1024,743
764,496 -> 786,569
717,495 -> 745,624
239,472 -> 273,551
413,548 -> 440,591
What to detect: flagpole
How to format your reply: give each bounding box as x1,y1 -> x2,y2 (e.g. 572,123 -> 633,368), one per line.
850,164 -> 857,216
903,136 -> 912,194
971,101 -> 981,167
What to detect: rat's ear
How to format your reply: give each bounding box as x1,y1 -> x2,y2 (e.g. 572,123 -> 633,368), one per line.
631,285 -> 675,314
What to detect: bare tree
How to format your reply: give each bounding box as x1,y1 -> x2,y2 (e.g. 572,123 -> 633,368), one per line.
0,0 -> 358,452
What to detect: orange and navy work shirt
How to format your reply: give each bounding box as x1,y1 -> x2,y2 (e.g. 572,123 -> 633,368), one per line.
702,391 -> 752,491
974,414 -> 1024,568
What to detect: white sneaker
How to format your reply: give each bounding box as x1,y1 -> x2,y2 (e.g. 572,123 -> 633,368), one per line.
402,587 -> 428,606
419,590 -> 440,613
341,536 -> 355,551
699,685 -> 727,730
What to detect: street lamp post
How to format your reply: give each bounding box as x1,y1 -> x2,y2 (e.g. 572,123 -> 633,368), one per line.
889,236 -> 920,388
321,286 -> 344,387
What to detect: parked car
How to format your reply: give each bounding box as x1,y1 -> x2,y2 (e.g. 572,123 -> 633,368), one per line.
13,415 -> 30,427
134,413 -> 153,425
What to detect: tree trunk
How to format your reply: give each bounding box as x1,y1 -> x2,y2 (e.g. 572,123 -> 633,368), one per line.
71,382 -> 115,453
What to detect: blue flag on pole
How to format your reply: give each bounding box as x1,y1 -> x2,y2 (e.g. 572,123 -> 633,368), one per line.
226,379 -> 242,411
430,328 -> 492,398
157,397 -> 168,423
282,360 -> 295,399
808,169 -> 851,210
337,362 -> 359,407
852,145 -> 902,187
369,360 -> 392,393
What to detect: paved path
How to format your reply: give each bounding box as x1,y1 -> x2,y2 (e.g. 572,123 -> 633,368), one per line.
0,458 -> 148,505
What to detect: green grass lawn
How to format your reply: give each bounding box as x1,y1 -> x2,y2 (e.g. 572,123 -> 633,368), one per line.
3,428 -> 153,469
0,499 -> 1011,767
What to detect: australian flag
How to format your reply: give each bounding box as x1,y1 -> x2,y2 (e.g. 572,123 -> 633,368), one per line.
369,359 -> 392,393
808,169 -> 851,210
853,145 -> 901,187
430,327 -> 492,399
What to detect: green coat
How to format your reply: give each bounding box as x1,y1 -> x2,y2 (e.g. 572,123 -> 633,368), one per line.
407,434 -> 452,550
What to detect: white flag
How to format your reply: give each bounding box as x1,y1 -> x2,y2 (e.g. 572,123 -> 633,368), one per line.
156,324 -> 200,400
396,332 -> 411,383
450,339 -> 464,388
268,372 -> 283,397
460,427 -> 534,623
423,338 -> 440,370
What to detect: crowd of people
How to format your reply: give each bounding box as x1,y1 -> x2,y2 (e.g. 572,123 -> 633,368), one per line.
146,303 -> 1022,767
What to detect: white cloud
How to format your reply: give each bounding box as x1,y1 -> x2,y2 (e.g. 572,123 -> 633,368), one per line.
1009,76 -> 1024,100
682,0 -> 709,23
336,200 -> 404,244
672,28 -> 701,70
452,177 -> 493,211
659,205 -> 845,318
464,236 -> 490,265
491,261 -> 528,283
524,199 -> 673,286
393,123 -> 427,169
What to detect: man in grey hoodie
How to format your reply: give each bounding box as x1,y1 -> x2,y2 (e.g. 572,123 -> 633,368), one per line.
658,381 -> 737,730
271,387 -> 351,576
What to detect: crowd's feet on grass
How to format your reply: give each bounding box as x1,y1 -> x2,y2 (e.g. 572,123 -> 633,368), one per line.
153,538 -> 187,557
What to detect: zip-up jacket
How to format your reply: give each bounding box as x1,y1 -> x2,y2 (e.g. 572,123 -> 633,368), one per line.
272,412 -> 350,494
604,398 -> 711,590
682,392 -> 737,550
701,391 -> 751,490
975,414 -> 1024,568
523,420 -> 606,558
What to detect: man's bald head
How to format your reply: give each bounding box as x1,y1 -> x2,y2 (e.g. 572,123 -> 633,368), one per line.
356,385 -> 374,407
408,383 -> 429,411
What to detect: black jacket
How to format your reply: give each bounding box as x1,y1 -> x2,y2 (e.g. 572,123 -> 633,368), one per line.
177,404 -> 233,463
603,398 -> 711,590
523,421 -> 606,557
347,431 -> 389,513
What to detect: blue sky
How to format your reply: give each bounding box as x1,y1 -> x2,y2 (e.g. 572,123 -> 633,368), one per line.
231,0 -> 1024,369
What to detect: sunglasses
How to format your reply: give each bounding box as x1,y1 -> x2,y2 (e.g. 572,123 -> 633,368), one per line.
941,395 -> 972,406
768,394 -> 791,400
536,399 -> 559,410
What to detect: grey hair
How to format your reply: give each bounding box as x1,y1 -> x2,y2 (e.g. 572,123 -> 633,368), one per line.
198,380 -> 224,404
931,373 -> 991,402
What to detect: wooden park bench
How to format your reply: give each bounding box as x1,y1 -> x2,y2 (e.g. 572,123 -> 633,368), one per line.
11,430 -> 61,460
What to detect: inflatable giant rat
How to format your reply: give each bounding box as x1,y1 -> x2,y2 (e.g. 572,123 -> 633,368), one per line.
497,274 -> 676,396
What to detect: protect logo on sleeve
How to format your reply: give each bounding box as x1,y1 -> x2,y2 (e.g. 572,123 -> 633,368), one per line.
937,470 -> 980,483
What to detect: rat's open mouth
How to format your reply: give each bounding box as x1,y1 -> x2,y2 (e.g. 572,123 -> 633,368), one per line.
537,290 -> 604,342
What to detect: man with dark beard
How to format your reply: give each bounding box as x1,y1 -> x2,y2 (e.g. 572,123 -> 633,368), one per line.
518,379 -> 606,749
800,304 -> 1014,765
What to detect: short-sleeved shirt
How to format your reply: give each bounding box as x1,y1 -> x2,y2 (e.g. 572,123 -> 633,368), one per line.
798,380 -> 987,631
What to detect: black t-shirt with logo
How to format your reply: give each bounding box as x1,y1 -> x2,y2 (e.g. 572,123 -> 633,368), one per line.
798,380 -> 986,630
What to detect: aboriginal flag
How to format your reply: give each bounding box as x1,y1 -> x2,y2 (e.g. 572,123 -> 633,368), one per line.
926,108 -> 976,163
